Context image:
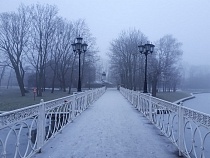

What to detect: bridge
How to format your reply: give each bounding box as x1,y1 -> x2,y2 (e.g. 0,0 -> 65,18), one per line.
0,87 -> 210,158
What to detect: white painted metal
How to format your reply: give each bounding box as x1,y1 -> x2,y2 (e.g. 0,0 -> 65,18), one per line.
178,102 -> 184,156
0,87 -> 106,158
37,99 -> 45,153
149,94 -> 153,122
120,87 -> 210,158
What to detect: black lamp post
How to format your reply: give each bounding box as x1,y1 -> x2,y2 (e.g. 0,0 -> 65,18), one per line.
138,42 -> 155,93
71,36 -> 88,92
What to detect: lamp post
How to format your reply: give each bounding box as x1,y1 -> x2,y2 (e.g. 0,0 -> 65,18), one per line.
71,36 -> 88,92
138,42 -> 155,93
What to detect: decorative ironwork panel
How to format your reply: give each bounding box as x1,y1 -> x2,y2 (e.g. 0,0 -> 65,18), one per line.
0,87 -> 106,158
0,106 -> 39,129
183,107 -> 210,128
119,87 -> 210,158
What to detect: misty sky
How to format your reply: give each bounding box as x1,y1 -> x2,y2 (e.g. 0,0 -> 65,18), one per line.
0,0 -> 210,65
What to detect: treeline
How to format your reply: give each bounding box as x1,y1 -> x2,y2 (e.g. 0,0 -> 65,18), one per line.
109,29 -> 183,96
182,65 -> 210,90
0,4 -> 99,96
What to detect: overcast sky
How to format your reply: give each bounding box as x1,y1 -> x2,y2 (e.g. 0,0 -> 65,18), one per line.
0,0 -> 210,66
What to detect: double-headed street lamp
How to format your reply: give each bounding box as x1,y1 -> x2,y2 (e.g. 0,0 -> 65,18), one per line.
71,36 -> 88,92
138,42 -> 155,93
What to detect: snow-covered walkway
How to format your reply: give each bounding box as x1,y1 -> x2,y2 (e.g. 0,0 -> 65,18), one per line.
32,89 -> 178,158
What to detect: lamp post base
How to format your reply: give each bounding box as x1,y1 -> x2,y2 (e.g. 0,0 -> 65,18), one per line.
143,80 -> 148,93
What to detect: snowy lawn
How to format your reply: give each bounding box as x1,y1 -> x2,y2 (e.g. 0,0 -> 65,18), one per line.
0,87 -> 77,111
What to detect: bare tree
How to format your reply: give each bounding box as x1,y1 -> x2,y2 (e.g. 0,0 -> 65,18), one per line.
55,21 -> 75,92
28,4 -> 58,96
49,18 -> 62,93
0,5 -> 30,96
109,32 -> 183,95
150,35 -> 183,96
109,29 -> 147,90
71,19 -> 98,92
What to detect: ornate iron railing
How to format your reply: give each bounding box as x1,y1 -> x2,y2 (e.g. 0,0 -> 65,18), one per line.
120,87 -> 210,158
0,87 -> 106,158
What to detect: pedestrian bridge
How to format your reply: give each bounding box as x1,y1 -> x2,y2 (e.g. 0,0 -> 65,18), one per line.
0,87 -> 210,158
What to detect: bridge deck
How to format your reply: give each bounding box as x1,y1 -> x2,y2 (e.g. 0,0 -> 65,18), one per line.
32,89 -> 178,158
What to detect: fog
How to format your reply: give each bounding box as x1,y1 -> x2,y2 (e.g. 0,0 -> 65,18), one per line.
0,0 -> 210,66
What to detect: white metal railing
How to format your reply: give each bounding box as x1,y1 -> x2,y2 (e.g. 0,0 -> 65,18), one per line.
120,87 -> 210,158
0,87 -> 106,158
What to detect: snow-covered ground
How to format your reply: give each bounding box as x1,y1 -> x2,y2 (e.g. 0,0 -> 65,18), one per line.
32,88 -> 178,158
183,93 -> 210,114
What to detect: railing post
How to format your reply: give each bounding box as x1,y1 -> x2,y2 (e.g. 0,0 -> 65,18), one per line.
91,91 -> 94,103
137,92 -> 140,111
132,91 -> 134,104
129,91 -> 131,103
128,90 -> 130,99
72,94 -> 77,119
178,102 -> 184,156
127,89 -> 129,99
149,94 -> 153,122
37,99 -> 45,153
84,91 -> 88,109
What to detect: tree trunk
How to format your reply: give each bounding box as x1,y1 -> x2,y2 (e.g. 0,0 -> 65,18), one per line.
62,74 -> 66,92
68,55 -> 76,94
37,71 -> 43,97
0,65 -> 6,87
173,84 -> 176,92
7,69 -> 12,89
152,79 -> 158,97
14,68 -> 25,96
42,68 -> 46,92
51,75 -> 55,93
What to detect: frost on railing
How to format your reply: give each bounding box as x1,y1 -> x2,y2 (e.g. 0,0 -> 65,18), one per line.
120,87 -> 210,158
0,87 -> 106,158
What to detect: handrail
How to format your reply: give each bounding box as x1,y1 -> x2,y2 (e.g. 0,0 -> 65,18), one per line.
0,87 -> 106,158
120,86 -> 210,158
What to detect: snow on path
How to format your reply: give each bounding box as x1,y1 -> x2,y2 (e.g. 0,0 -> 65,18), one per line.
32,89 -> 178,158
